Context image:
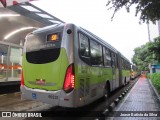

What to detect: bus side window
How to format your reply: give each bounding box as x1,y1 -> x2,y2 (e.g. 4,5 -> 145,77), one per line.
103,47 -> 111,67
90,40 -> 103,66
115,54 -> 117,68
111,53 -> 116,67
79,33 -> 91,65
121,58 -> 124,69
79,33 -> 89,57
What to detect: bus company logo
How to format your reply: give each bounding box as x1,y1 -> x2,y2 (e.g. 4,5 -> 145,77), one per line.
36,79 -> 46,85
2,112 -> 11,117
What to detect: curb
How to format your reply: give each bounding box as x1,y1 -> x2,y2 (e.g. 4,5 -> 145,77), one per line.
106,79 -> 138,110
148,79 -> 160,102
118,95 -> 123,100
102,109 -> 109,116
0,82 -> 20,94
103,85 -> 131,115
114,98 -> 119,105
108,102 -> 116,111
95,78 -> 139,120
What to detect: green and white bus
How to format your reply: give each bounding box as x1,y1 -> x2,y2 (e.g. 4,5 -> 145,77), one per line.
21,23 -> 131,108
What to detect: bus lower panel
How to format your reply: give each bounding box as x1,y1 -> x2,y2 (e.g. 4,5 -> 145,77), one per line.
21,86 -> 76,108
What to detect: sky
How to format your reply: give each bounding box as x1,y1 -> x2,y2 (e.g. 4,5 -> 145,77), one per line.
32,0 -> 159,63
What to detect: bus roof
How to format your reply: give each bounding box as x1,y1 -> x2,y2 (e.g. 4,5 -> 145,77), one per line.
31,23 -> 62,34
29,23 -> 131,64
80,27 -> 118,53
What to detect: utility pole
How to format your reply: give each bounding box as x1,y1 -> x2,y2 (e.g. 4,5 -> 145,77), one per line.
158,20 -> 160,36
147,23 -> 151,42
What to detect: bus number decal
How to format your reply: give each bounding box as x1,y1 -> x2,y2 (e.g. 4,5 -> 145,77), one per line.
48,95 -> 58,99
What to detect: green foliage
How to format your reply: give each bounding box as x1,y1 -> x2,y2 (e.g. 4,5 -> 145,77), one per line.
150,73 -> 160,93
106,0 -> 160,23
132,42 -> 154,71
132,37 -> 160,71
147,73 -> 150,79
148,37 -> 160,62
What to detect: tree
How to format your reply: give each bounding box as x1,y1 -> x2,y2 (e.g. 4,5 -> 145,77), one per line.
148,36 -> 160,62
106,0 -> 160,23
132,42 -> 155,71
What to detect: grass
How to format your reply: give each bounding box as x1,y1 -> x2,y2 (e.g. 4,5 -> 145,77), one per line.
150,73 -> 160,94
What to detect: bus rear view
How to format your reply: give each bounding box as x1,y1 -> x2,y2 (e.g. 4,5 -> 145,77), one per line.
21,23 -> 76,107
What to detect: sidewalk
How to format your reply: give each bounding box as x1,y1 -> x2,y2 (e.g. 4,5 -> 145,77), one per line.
110,74 -> 160,120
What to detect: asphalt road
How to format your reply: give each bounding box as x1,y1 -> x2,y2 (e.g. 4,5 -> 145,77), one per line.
0,79 -> 137,120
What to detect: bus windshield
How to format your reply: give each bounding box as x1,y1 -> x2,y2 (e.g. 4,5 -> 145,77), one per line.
25,31 -> 62,64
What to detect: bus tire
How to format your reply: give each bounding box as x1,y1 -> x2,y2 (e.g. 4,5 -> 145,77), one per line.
104,82 -> 110,98
123,77 -> 126,86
